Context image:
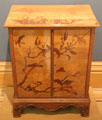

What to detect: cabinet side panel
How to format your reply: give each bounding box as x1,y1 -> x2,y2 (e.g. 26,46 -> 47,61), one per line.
85,28 -> 95,97
13,28 -> 51,97
53,28 -> 90,97
8,28 -> 18,97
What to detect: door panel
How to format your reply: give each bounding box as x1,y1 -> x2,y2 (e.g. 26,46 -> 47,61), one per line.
13,28 -> 51,97
53,28 -> 90,97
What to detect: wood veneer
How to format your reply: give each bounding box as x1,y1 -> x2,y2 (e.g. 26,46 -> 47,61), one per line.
4,5 -> 100,117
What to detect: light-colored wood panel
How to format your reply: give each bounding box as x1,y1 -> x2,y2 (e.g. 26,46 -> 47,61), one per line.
4,5 -> 100,27
13,28 -> 51,97
53,28 -> 90,97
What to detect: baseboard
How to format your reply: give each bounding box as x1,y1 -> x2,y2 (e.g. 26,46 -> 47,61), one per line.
0,62 -> 13,88
90,61 -> 102,88
93,88 -> 102,102
0,61 -> 102,88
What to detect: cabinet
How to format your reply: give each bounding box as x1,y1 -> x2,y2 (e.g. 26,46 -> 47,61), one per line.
4,5 -> 100,117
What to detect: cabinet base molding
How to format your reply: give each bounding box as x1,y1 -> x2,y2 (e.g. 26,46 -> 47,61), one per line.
13,97 -> 90,117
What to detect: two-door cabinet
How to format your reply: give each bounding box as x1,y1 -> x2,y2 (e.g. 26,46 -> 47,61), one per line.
4,5 -> 100,117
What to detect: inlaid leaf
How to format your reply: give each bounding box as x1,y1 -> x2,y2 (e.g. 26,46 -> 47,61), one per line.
63,89 -> 70,93
66,54 -> 71,60
69,50 -> 77,55
27,63 -> 43,67
63,80 -> 73,85
64,31 -> 68,41
35,36 -> 38,45
46,45 -> 50,49
72,72 -> 80,77
54,48 -> 60,57
16,35 -> 25,47
36,81 -> 42,85
56,67 -> 66,73
54,79 -> 62,85
38,40 -> 41,45
19,35 -> 25,41
63,75 -> 68,81
26,85 -> 32,91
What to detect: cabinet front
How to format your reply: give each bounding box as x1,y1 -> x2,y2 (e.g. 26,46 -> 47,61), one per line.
12,28 -> 90,98
53,28 -> 90,97
13,28 -> 51,97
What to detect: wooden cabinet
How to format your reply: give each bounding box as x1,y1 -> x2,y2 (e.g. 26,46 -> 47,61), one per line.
4,5 -> 100,117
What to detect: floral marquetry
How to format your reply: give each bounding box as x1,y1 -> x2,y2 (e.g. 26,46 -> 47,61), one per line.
13,29 -> 51,97
4,5 -> 100,117
53,29 -> 90,97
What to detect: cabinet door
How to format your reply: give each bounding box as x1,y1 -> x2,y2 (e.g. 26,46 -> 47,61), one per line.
13,28 -> 51,97
53,28 -> 90,97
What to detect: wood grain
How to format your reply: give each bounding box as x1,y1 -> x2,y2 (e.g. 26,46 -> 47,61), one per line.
4,5 -> 100,28
13,28 -> 51,97
4,4 -> 100,117
53,28 -> 90,97
0,61 -> 102,88
8,28 -> 18,97
85,28 -> 95,97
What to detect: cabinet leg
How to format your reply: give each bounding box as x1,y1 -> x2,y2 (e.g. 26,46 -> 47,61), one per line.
13,104 -> 23,117
80,105 -> 89,117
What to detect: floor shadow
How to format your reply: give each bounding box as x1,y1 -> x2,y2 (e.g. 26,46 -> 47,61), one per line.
23,106 -> 80,115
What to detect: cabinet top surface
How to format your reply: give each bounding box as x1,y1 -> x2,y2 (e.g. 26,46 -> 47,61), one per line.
4,5 -> 100,28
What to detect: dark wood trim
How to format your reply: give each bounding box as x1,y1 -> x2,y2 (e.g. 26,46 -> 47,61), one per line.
13,97 -> 90,117
85,28 -> 95,97
17,95 -> 85,99
50,29 -> 54,96
9,27 -> 93,30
